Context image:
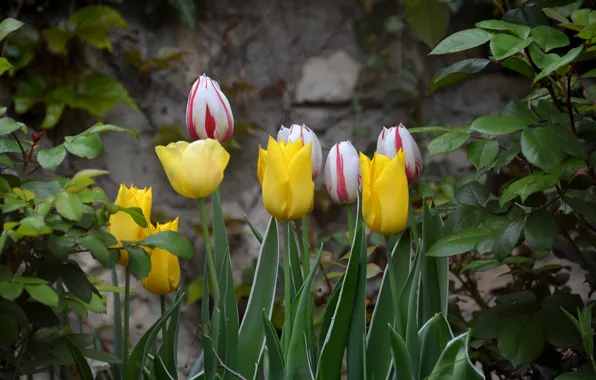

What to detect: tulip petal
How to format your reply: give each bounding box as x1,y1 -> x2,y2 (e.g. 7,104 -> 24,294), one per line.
359,153 -> 376,231
156,142 -> 190,197
262,136 -> 290,220
179,139 -> 229,198
375,151 -> 409,234
142,248 -> 180,295
287,142 -> 314,220
257,146 -> 267,187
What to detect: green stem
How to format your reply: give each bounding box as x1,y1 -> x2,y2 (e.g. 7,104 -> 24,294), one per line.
199,198 -> 221,305
283,221 -> 293,357
111,266 -> 123,376
123,266 -> 131,374
347,204 -> 355,245
384,236 -> 401,334
56,280 -> 72,380
408,202 -> 419,251
160,295 -> 168,355
301,215 -> 310,278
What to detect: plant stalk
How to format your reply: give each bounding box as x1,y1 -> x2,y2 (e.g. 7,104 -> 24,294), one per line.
347,203 -> 355,245
199,198 -> 221,306
384,235 -> 402,335
301,215 -> 310,279
283,221 -> 293,357
123,266 -> 131,373
111,266 -> 123,375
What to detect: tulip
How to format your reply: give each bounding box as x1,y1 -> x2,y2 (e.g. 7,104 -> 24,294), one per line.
108,185 -> 152,265
376,124 -> 423,183
359,151 -> 409,235
142,218 -> 181,295
277,124 -> 323,179
186,74 -> 234,143
324,141 -> 361,204
258,136 -> 314,221
155,139 -> 230,199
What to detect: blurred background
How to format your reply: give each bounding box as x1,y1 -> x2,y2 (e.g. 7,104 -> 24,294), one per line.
0,0 -> 547,376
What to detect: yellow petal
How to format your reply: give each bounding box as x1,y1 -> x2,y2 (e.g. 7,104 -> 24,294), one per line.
359,153 -> 376,233
286,142 -> 313,220
142,248 -> 180,295
257,146 -> 267,187
375,151 -> 409,234
178,139 -> 230,198
156,142 -> 189,197
281,139 -> 303,166
262,136 -> 289,220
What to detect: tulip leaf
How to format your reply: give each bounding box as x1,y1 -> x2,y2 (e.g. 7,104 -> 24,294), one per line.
317,195 -> 364,379
153,354 -> 176,380
428,332 -> 483,379
347,216 -> 367,379
158,291 -> 183,377
288,225 -> 304,296
125,294 -> 183,380
237,217 -> 279,380
263,312 -> 285,379
125,246 -> 151,279
418,313 -> 453,380
66,338 -> 94,380
140,231 -> 194,260
244,213 -> 263,243
366,233 -> 411,380
55,192 -> 83,222
389,325 -> 412,380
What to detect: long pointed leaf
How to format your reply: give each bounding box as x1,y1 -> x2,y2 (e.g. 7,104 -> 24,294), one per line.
158,291 -> 183,377
418,313 -> 453,380
66,338 -> 94,380
212,190 -> 239,379
388,326 -> 413,380
348,221 -> 367,379
263,312 -> 285,379
237,218 -> 279,380
154,354 -> 176,380
317,273 -> 343,356
420,202 -> 446,327
316,195 -> 364,380
400,244 -> 423,379
201,254 -> 217,380
366,234 -> 411,379
287,245 -> 324,379
289,224 -> 304,296
428,332 -> 483,380
244,214 -> 263,243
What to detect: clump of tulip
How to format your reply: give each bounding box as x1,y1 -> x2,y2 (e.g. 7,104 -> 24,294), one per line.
377,123 -> 423,183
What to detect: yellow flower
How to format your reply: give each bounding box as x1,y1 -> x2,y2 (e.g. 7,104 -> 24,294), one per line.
258,136 -> 314,221
155,139 -> 230,199
107,185 -> 152,265
359,151 -> 409,235
142,218 -> 181,295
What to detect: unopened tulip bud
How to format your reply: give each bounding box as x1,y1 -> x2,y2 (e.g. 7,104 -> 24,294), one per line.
277,124 -> 323,179
186,74 -> 234,143
376,124 -> 423,183
324,141 -> 361,204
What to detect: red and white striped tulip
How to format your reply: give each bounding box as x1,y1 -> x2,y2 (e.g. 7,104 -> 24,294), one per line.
186,74 -> 234,143
376,124 -> 423,183
324,141 -> 361,204
277,124 -> 323,179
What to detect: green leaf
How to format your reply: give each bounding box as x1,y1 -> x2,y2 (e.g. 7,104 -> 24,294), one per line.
490,217 -> 524,261
37,145 -> 67,171
502,56 -> 535,77
498,314 -> 545,365
501,100 -> 540,125
548,126 -> 586,160
66,338 -> 94,380
428,332 -> 483,379
427,127 -> 469,156
462,259 -> 501,272
64,134 -> 104,159
153,355 -> 176,380
418,313 -> 453,380
530,25 -> 570,52
67,5 -> 127,50
0,118 -> 22,136
528,43 -> 560,70
157,291 -> 183,377
563,197 -> 596,220
521,127 -> 562,170
490,34 -> 534,60
125,246 -> 151,279
407,126 -> 450,134
388,325 -> 412,380
25,284 -> 59,307
42,101 -> 66,129
524,210 -> 557,250
535,44 -> 584,82
500,172 -> 558,205
0,58 -> 12,76
0,282 -> 24,300
467,140 -> 499,169
347,219 -> 367,379
165,0 -> 197,29
61,263 -> 97,303
263,313 -> 285,379
405,0 -> 450,48
0,18 -> 24,41
139,231 -> 194,260
455,182 -> 489,207
117,206 -> 148,228
81,123 -> 139,139
430,59 -> 490,92
55,192 -> 83,221
42,28 -> 72,54
430,28 -> 492,55
244,214 -> 263,243
476,19 -> 531,38
427,228 -> 488,257
470,115 -> 527,136
125,295 -> 183,380
237,218 -> 279,380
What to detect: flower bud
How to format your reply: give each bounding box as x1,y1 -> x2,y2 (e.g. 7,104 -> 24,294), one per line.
277,124 -> 322,179
324,141 -> 361,204
186,74 -> 234,143
376,124 -> 423,183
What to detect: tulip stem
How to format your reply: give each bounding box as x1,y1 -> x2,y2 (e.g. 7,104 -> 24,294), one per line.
408,202 -> 419,250
111,267 -> 123,374
301,215 -> 310,278
160,295 -> 168,356
123,266 -> 131,374
347,204 -> 355,245
384,235 -> 402,336
199,198 -> 221,308
283,221 -> 293,358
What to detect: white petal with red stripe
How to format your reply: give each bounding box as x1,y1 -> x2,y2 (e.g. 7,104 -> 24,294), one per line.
285,124 -> 323,179
324,141 -> 361,204
376,123 -> 423,183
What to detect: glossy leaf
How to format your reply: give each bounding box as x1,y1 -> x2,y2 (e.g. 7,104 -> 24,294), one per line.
427,228 -> 488,257
534,44 -> 583,82
66,338 -> 94,380
405,0 -> 449,48
263,313 -> 285,380
500,172 -> 558,205
431,59 -> 490,92
467,140 -> 499,169
498,313 -> 545,365
427,127 -> 469,156
476,19 -> 531,39
470,115 -> 527,136
139,231 -> 194,260
430,28 -> 492,55
490,34 -> 533,60
428,332 -> 483,379
389,325 -> 413,380
501,100 -> 539,125
418,313 -> 453,380
531,25 -> 570,52
37,145 -> 67,171
524,210 -> 557,250
125,246 -> 151,279
521,127 -> 562,170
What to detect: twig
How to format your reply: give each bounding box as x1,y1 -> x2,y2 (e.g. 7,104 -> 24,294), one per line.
11,132 -> 26,162
213,349 -> 247,380
318,260 -> 333,293
452,271 -> 490,310
566,74 -> 577,135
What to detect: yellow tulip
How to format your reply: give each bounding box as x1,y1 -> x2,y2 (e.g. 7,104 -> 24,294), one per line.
258,136 -> 314,221
359,151 -> 409,235
142,218 -> 181,295
155,139 -> 230,199
107,185 -> 152,265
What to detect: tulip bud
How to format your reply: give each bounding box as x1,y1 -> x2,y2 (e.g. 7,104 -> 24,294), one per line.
186,74 -> 234,143
376,124 -> 423,183
277,124 -> 323,179
324,141 -> 361,204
